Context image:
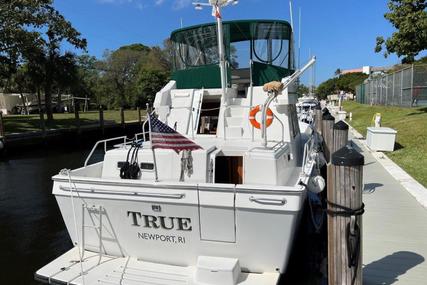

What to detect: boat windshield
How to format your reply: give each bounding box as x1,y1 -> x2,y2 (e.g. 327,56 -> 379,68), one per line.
170,20 -> 294,89
171,20 -> 293,70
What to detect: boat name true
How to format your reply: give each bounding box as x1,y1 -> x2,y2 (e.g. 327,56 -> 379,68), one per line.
127,211 -> 192,231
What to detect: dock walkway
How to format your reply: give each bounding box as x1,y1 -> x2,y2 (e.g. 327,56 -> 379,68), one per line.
351,137 -> 427,284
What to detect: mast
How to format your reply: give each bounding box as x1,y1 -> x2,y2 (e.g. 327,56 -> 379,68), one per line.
298,7 -> 301,69
193,0 -> 238,108
215,4 -> 228,106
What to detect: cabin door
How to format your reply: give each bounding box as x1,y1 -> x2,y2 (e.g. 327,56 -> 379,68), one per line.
214,156 -> 243,184
197,156 -> 240,243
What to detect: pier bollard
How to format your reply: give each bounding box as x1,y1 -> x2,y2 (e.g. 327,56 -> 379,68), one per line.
120,107 -> 125,128
74,102 -> 81,133
333,120 -> 349,155
99,105 -> 104,135
322,107 -> 330,115
327,145 -> 364,285
322,113 -> 335,162
0,111 -> 4,137
314,105 -> 323,135
137,107 -> 142,125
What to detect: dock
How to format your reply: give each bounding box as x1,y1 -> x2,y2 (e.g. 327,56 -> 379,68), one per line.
350,134 -> 427,284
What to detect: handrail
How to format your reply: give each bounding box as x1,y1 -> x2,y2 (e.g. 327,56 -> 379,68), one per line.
59,185 -> 186,199
262,56 -> 316,147
249,196 -> 287,205
84,136 -> 128,167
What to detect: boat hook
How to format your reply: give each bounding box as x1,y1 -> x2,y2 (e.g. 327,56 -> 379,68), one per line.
262,56 -> 317,147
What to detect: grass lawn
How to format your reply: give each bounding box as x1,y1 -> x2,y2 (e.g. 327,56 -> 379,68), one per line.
343,101 -> 427,188
2,109 -> 145,135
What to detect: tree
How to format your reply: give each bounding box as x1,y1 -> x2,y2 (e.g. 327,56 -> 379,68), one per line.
334,68 -> 341,76
135,69 -> 169,106
317,73 -> 368,99
0,0 -> 86,121
297,84 -> 309,97
375,0 -> 427,63
0,0 -> 50,77
98,43 -> 171,108
40,8 -> 86,120
100,45 -> 149,108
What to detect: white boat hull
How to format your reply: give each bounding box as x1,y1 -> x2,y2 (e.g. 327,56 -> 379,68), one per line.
37,177 -> 306,284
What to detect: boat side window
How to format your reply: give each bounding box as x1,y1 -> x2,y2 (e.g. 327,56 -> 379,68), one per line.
173,26 -> 219,70
253,23 -> 290,68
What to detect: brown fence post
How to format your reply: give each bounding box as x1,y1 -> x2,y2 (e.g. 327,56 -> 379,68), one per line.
328,145 -> 364,285
322,112 -> 335,162
120,107 -> 125,128
333,120 -> 349,155
74,101 -> 81,133
99,105 -> 104,135
36,89 -> 46,137
0,111 -> 4,137
137,107 -> 142,125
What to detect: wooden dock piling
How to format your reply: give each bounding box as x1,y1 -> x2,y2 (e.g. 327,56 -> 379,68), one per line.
327,145 -> 364,285
314,105 -> 322,135
137,107 -> 142,125
333,120 -> 349,154
120,107 -> 125,128
0,111 -> 4,137
74,102 -> 81,133
99,105 -> 104,135
322,112 -> 335,162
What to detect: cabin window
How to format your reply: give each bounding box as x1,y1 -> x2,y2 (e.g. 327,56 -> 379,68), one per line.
214,156 -> 243,184
253,23 -> 290,68
197,97 -> 220,135
173,25 -> 220,70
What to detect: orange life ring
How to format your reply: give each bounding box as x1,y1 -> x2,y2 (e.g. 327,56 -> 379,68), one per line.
249,105 -> 274,129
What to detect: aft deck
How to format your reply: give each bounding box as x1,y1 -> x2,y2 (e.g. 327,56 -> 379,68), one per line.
350,135 -> 427,284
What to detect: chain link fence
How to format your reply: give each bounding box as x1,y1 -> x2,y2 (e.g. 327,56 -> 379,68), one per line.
355,64 -> 427,107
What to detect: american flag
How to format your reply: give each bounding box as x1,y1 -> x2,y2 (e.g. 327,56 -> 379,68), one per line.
212,5 -> 221,19
149,113 -> 202,153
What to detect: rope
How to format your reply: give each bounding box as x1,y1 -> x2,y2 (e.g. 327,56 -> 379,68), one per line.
63,169 -> 86,285
200,107 -> 221,111
326,201 -> 365,217
120,141 -> 142,179
299,181 -> 324,233
327,200 -> 364,285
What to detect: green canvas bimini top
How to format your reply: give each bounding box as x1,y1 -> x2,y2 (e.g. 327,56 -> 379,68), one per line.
171,19 -> 292,47
170,19 -> 294,89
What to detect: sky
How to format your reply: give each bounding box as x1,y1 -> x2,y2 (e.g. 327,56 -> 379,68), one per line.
53,0 -> 420,84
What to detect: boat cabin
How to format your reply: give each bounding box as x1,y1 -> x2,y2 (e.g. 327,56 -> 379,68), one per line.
86,19 -> 306,187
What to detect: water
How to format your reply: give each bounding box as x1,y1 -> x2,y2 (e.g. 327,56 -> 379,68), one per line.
0,146 -> 90,285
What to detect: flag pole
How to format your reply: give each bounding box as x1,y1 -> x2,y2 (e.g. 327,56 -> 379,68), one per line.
146,103 -> 159,182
